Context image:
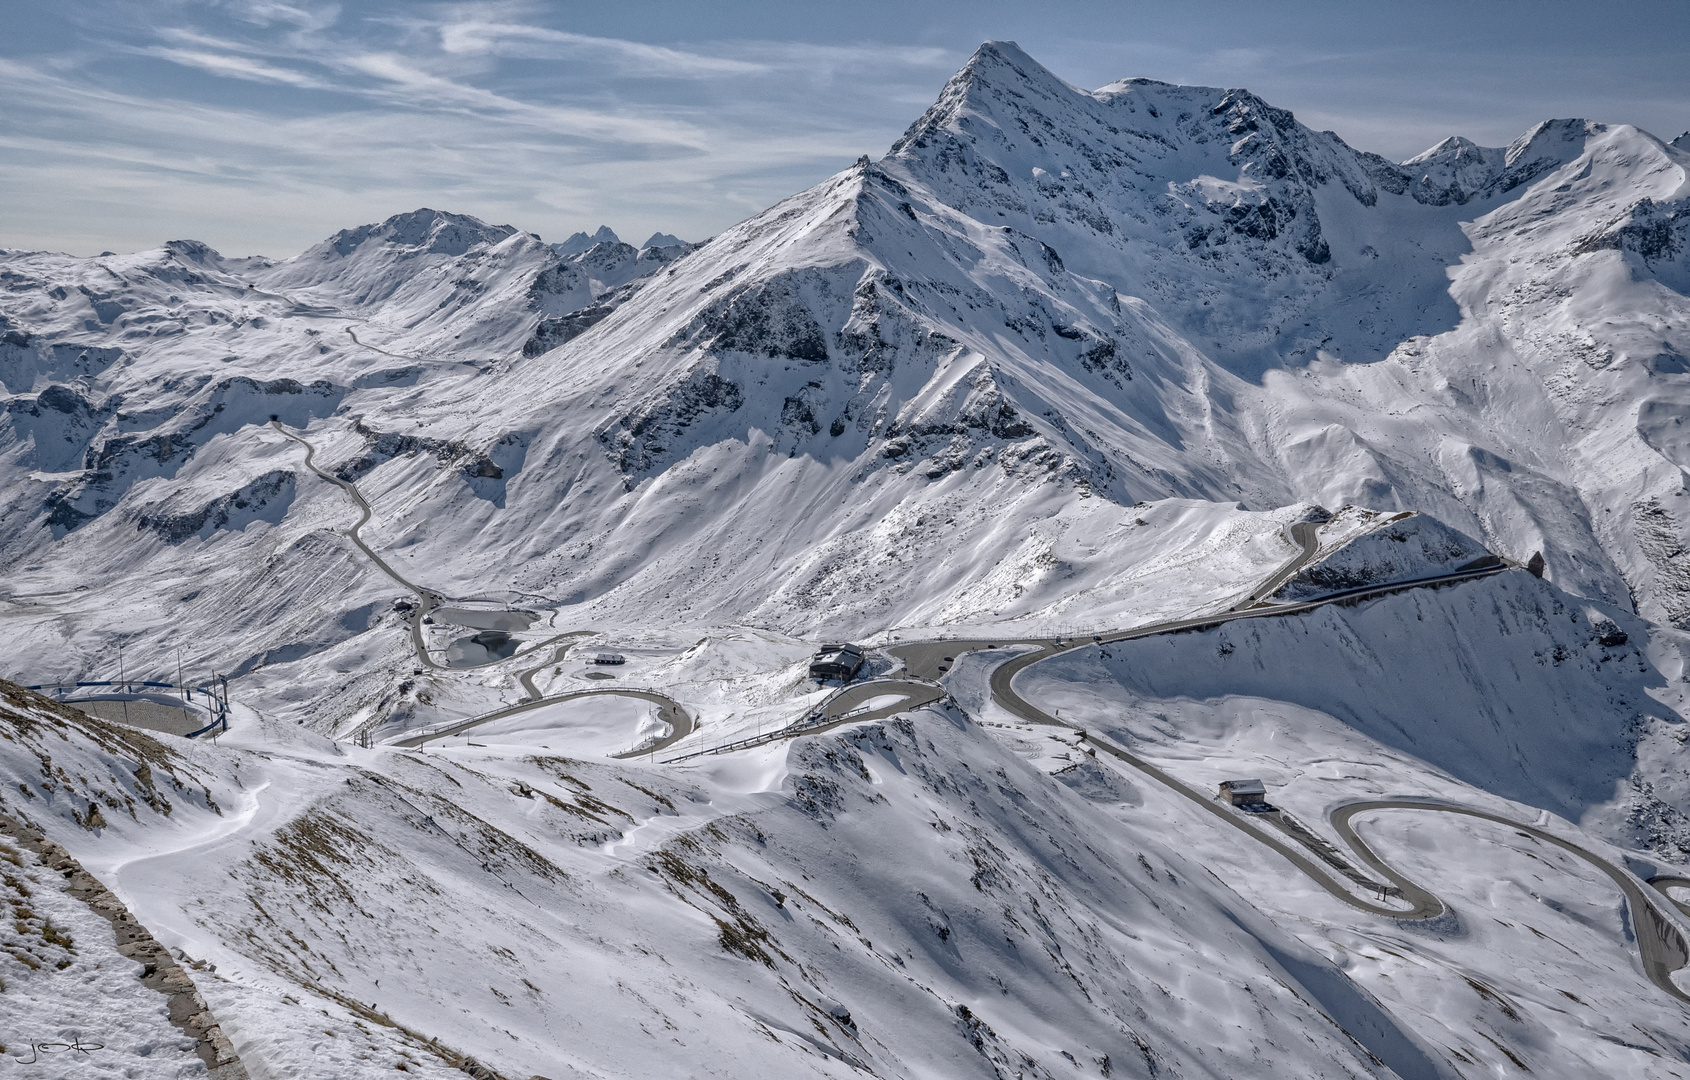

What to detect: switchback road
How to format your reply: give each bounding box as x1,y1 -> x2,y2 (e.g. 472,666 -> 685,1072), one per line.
681,534 -> 1690,1004
272,421 -> 448,671
1331,802 -> 1690,1004
278,422 -> 697,757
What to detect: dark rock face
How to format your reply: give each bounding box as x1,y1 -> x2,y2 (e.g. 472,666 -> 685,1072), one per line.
598,364 -> 745,475
0,335 -> 123,393
325,208 -> 518,258
523,303 -> 616,357
521,239 -> 698,358
135,469 -> 296,543
781,396 -> 821,436
334,417 -> 506,485
1632,498 -> 1690,629
1577,197 -> 1685,264
682,276 -> 831,363
553,225 -> 621,255
33,376 -> 344,535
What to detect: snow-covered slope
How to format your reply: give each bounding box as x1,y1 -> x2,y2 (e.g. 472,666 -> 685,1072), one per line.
6,42 -> 1690,706
5,42 -> 1690,1075
12,656 -> 1690,1080
1271,507 -> 1498,601
224,38 -> 1688,646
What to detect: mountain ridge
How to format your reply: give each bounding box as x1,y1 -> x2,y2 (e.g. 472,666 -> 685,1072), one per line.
6,43 -> 1690,1080
1,39 -> 1688,704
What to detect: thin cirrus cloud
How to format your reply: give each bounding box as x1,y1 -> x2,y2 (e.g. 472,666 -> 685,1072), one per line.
144,47 -> 332,88
0,4 -> 951,258
7,0 -> 1690,258
435,21 -> 767,76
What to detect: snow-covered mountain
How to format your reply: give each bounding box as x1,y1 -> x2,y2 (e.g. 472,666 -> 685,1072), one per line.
2,33 -> 1687,786
8,41 -> 1690,661
5,40 -> 1690,1078
304,38 -> 1683,646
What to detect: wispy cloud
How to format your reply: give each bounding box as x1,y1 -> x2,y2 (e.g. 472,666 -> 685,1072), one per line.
146,46 -> 331,87
0,2 -> 945,256
222,0 -> 345,33
435,20 -> 767,76
7,0 -> 1688,258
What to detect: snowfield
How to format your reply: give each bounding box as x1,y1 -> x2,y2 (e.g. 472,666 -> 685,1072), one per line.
4,38 -> 1690,1079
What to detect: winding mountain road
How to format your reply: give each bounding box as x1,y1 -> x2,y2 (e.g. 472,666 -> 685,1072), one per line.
1331,802 -> 1690,1002
1650,876 -> 1690,920
1231,519 -> 1325,610
515,634 -> 596,699
268,427 -> 1690,1004
276,421 -> 694,754
677,529 -> 1690,1005
919,565 -> 1690,1004
272,420 -> 448,671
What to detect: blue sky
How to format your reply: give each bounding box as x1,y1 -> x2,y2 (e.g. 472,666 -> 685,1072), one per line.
3,0 -> 1687,257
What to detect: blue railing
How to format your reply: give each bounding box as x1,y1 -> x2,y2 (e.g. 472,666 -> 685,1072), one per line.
21,678 -> 230,739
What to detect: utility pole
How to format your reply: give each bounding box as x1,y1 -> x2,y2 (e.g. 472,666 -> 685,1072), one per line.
118,645 -> 130,725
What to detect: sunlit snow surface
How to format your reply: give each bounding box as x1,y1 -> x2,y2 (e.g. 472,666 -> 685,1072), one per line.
5,38 -> 1690,1080
7,577 -> 1690,1080
464,695 -> 667,756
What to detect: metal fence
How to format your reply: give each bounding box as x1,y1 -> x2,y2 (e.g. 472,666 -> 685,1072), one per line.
24,680 -> 230,738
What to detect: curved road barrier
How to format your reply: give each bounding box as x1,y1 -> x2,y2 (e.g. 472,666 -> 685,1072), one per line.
387,688 -> 694,759
1334,802 -> 1690,1005
1650,876 -> 1690,920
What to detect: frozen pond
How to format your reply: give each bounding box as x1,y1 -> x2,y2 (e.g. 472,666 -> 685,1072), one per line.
433,607 -> 536,632
445,630 -> 521,667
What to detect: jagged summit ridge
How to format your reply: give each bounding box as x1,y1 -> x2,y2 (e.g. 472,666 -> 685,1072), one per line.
470,41 -> 1690,626
317,207 -> 521,260
2,40 -> 1690,671
553,225 -> 621,255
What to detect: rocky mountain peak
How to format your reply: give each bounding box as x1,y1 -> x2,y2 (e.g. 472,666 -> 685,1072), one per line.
554,226 -> 622,256
888,41 -> 1076,157
1399,135 -> 1507,205
160,238 -> 224,265
317,208 -> 519,260
1501,118 -> 1607,190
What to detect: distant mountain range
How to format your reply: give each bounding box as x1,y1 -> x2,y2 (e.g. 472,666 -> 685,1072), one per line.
6,40 -> 1690,1080
0,35 -> 1683,677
